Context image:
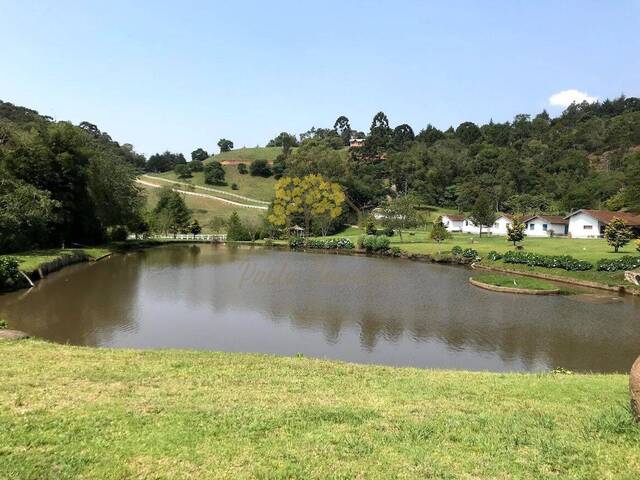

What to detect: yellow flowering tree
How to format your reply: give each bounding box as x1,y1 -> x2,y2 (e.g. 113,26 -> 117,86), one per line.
268,174 -> 345,236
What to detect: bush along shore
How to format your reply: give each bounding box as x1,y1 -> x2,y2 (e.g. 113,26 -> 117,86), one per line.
287,236 -> 475,264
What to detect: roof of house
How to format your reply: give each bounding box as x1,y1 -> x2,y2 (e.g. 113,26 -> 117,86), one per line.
496,213 -> 514,221
564,209 -> 640,226
442,214 -> 466,221
525,215 -> 569,225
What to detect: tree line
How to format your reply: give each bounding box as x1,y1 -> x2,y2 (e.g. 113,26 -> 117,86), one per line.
267,96 -> 640,220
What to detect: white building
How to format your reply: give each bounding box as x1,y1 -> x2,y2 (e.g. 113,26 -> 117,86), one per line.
524,215 -> 569,237
461,218 -> 493,235
492,214 -> 514,236
565,210 -> 640,239
441,214 -> 465,233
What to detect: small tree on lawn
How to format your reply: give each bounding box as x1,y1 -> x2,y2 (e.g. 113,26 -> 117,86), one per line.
604,217 -> 632,253
189,220 -> 202,238
244,217 -> 263,243
204,161 -> 226,185
381,194 -> 419,241
226,211 -> 249,241
469,192 -> 496,237
237,163 -> 248,174
506,218 -> 525,247
174,163 -> 192,179
430,216 -> 450,244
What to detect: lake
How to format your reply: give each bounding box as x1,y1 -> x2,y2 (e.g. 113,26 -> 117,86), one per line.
1,244 -> 639,373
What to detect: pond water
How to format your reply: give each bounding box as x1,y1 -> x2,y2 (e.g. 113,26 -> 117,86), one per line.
1,244 -> 639,373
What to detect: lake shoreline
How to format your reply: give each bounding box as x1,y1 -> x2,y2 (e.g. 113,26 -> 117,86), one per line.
4,239 -> 639,296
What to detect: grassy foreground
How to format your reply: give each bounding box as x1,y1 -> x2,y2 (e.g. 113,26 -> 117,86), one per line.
0,341 -> 638,479
7,247 -> 111,272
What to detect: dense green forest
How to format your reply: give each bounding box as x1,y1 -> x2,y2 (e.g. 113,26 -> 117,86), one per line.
275,96 -> 640,216
0,101 -> 145,252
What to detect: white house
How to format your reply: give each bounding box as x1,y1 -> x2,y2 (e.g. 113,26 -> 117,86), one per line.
565,210 -> 640,239
524,215 -> 569,237
461,218 -> 493,235
441,214 -> 465,233
492,214 -> 514,236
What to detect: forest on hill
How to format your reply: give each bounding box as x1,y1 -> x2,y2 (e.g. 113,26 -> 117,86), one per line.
0,100 -> 145,252
1,96 -> 639,252
271,96 -> 640,216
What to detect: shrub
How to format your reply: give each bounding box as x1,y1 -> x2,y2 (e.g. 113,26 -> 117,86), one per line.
383,226 -> 394,237
0,257 -> 21,290
486,251 -> 502,261
109,226 -> 128,242
297,238 -> 355,250
462,248 -> 478,259
451,246 -> 463,256
0,319 -> 6,329
390,246 -> 402,257
288,237 -> 305,249
231,183 -> 239,190
502,251 -> 593,271
596,256 -> 640,272
359,235 -> 390,253
249,159 -> 272,177
365,218 -> 377,235
237,163 -> 248,174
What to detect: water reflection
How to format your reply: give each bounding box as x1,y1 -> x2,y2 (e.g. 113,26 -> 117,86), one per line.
0,244 -> 639,373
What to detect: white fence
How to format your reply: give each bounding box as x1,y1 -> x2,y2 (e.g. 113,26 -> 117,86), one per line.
128,234 -> 227,241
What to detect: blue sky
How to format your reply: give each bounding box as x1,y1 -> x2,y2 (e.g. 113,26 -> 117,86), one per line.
1,0 -> 639,157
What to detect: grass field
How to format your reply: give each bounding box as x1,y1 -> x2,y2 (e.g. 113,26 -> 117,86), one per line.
0,341 -> 638,479
148,166 -> 276,203
210,146 -> 286,163
471,273 -> 559,291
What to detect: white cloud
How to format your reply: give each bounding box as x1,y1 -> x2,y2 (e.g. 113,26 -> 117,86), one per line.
549,89 -> 598,108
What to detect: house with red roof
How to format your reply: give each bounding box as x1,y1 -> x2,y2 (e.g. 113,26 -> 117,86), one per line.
524,215 -> 569,237
441,214 -> 466,232
565,209 -> 640,238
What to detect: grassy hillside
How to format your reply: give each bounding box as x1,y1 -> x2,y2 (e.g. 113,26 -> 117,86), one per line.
149,165 -> 276,203
210,146 -> 286,163
0,341 -> 638,479
140,182 -> 266,230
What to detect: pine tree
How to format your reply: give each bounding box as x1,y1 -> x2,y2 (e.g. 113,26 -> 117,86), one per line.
430,216 -> 450,243
506,219 -> 525,247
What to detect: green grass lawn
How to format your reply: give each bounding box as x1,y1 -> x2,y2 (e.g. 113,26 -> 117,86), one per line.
5,247 -> 111,272
471,273 -> 559,291
0,341 -> 638,479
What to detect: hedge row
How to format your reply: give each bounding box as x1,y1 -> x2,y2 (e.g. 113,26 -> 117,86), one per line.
596,256 -> 640,272
502,251 -> 593,271
451,246 -> 479,259
288,237 -> 355,250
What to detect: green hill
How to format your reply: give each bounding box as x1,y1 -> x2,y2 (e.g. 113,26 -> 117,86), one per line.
210,147 -> 287,163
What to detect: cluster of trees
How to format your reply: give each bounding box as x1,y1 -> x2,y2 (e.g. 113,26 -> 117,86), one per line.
265,96 -> 640,221
0,100 -> 146,252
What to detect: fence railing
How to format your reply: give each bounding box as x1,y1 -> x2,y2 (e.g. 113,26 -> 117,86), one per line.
128,234 -> 227,241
